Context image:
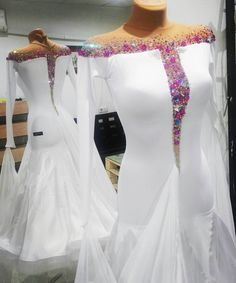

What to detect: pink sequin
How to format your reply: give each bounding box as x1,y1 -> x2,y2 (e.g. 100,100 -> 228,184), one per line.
160,47 -> 190,147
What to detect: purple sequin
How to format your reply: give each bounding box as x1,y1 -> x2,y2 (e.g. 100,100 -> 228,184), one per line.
161,48 -> 190,148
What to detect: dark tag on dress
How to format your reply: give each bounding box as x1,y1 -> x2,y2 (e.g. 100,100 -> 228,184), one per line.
33,131 -> 43,136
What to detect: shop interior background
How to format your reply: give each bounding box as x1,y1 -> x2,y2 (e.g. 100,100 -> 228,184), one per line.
0,0 -> 227,119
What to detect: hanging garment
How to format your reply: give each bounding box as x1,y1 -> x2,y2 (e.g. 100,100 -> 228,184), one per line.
75,25 -> 236,283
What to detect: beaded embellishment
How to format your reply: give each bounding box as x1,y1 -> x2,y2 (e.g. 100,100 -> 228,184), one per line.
7,47 -> 71,114
78,25 -> 215,58
78,25 -> 215,166
160,48 -> 190,165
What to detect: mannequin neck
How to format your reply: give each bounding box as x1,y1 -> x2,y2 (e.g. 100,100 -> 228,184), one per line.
11,29 -> 65,55
125,3 -> 172,33
30,39 -> 55,50
28,29 -> 55,50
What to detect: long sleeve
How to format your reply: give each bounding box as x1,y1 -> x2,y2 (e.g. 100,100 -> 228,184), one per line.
201,42 -> 236,239
5,59 -> 16,148
77,56 -> 96,223
75,55 -> 117,283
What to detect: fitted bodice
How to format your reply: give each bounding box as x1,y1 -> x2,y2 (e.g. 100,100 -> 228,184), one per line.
106,43 -> 212,163
78,25 -> 215,224
106,44 -> 212,223
6,47 -> 76,150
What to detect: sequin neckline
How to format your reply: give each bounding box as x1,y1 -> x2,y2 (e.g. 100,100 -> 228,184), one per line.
7,46 -> 71,115
78,25 -> 215,58
7,46 -> 71,62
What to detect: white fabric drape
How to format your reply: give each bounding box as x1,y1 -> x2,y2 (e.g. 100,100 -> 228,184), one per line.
75,56 -> 117,283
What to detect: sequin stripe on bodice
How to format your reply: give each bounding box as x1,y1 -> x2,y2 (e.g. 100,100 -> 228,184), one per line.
160,48 -> 190,166
7,47 -> 71,114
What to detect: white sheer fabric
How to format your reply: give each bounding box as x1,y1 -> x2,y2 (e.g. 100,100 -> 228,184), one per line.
0,51 -> 117,281
75,36 -> 236,283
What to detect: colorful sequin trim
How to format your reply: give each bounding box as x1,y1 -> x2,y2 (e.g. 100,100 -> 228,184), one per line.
78,25 -> 215,58
161,48 -> 190,147
7,47 -> 71,62
7,47 -> 71,114
160,48 -> 190,165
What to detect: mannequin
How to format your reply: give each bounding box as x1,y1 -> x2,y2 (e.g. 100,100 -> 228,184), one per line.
124,0 -> 171,33
12,28 -> 63,54
0,27 -> 117,282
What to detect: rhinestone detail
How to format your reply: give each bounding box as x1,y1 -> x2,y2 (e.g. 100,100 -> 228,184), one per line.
160,47 -> 190,166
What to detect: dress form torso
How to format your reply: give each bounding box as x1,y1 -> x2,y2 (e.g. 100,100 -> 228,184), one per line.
89,1 -> 206,165
83,27 -> 215,224
7,29 -> 73,149
80,1 -> 215,223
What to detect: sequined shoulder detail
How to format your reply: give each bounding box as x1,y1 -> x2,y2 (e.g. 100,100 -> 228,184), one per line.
7,46 -> 71,62
7,45 -> 71,116
79,25 -> 215,58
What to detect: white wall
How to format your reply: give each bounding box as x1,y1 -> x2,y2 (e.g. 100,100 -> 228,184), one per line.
0,1 -> 131,40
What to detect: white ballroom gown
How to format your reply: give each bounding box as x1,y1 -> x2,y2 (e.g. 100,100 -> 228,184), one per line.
75,25 -> 236,283
0,45 -> 117,281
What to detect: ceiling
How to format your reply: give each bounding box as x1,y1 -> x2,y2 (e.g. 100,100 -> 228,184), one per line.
11,0 -> 132,6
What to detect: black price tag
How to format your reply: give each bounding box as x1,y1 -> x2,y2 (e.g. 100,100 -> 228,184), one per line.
33,131 -> 43,136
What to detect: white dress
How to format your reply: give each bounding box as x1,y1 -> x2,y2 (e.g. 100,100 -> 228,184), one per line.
0,45 -> 117,279
75,25 -> 236,283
